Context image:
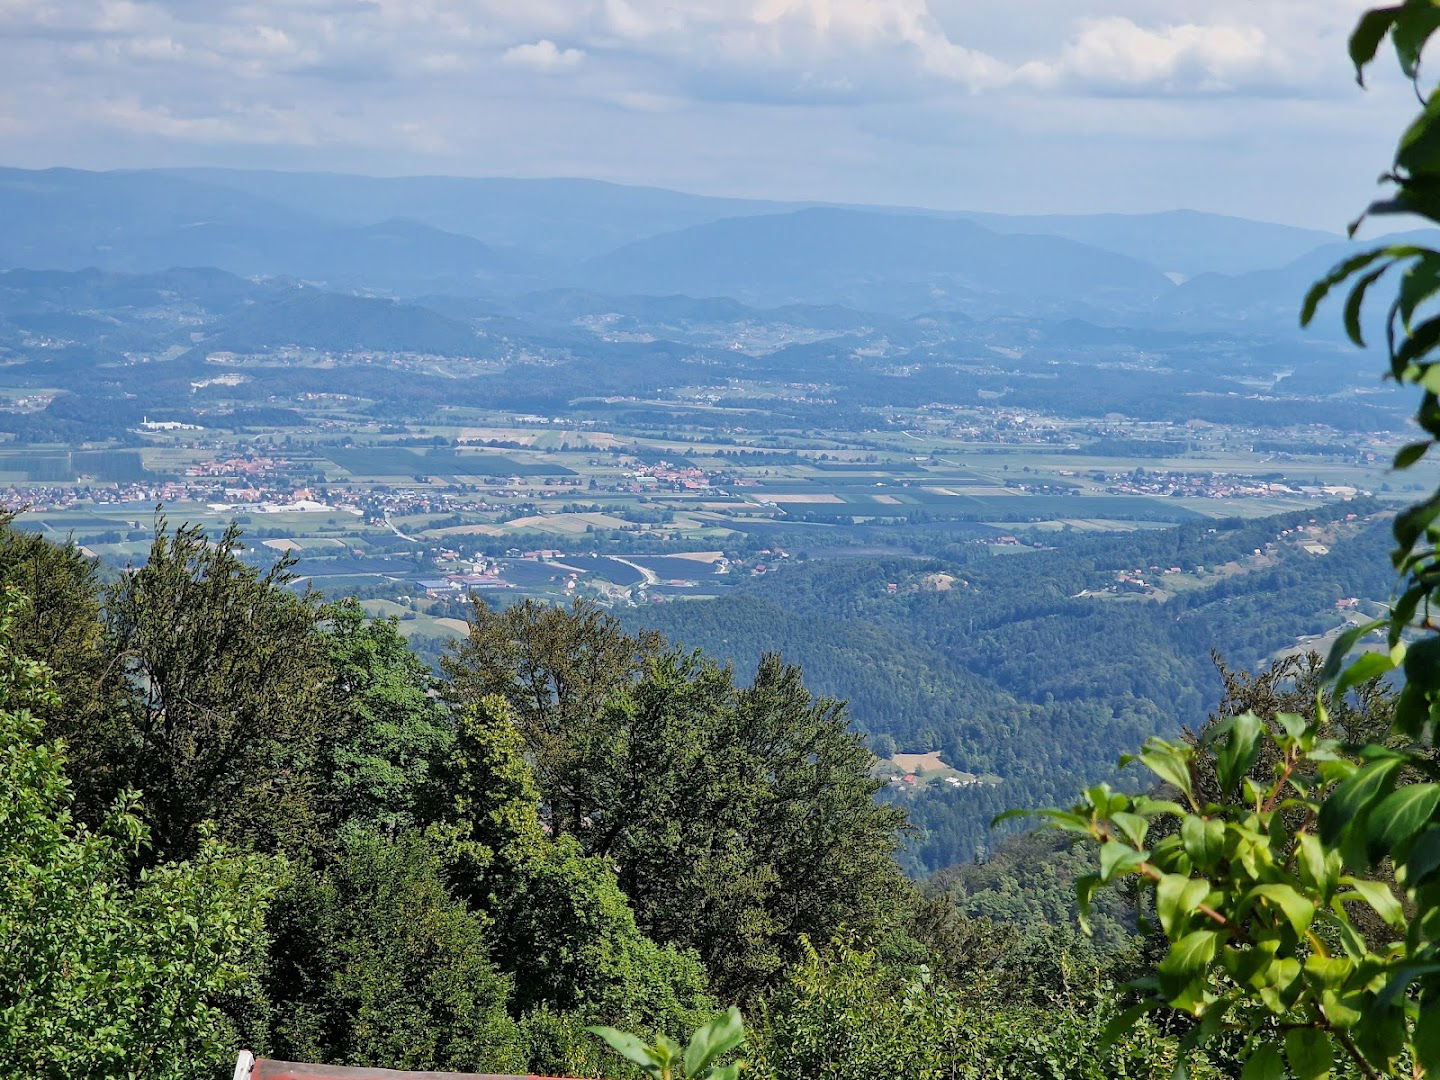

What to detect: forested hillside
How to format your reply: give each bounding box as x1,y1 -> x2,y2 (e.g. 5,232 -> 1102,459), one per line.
628,501 -> 1395,869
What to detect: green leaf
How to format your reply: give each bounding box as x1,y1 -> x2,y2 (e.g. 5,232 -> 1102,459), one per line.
1159,929 -> 1219,981
654,1035 -> 681,1066
588,1026 -> 664,1077
1402,824 -> 1440,885
1404,635 -> 1440,692
1399,254 -> 1440,326
1285,1028 -> 1333,1080
1297,832 -> 1341,901
1099,840 -> 1147,882
1336,877 -> 1405,930
1274,711 -> 1308,740
684,1006 -> 744,1079
1318,756 -> 1404,847
1215,711 -> 1262,794
1320,618 -> 1386,683
1139,743 -> 1195,800
1394,312 -> 1440,374
1181,815 -> 1225,868
1334,650 -> 1395,695
1416,1001 -> 1440,1077
1156,873 -> 1211,937
1239,1042 -> 1285,1080
706,1066 -> 740,1080
1390,584 -> 1424,645
1247,883 -> 1316,937
1393,1 -> 1440,78
1393,439 -> 1431,468
1350,5 -> 1402,82
1111,811 -> 1151,847
1369,782 -> 1440,858
1302,248 -> 1392,325
1398,93 -> 1440,177
1343,263 -> 1389,346
1393,681 -> 1430,738
990,808 -> 1036,827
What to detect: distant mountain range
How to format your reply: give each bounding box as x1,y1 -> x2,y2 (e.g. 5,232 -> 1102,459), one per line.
579,207 -> 1172,316
0,164 -> 1428,332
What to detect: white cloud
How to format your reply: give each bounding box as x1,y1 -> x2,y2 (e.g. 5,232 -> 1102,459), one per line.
502,38 -> 585,72
1017,16 -> 1271,92
0,0 -> 1412,228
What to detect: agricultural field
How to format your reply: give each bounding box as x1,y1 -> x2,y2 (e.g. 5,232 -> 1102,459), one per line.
3,389 -> 1406,613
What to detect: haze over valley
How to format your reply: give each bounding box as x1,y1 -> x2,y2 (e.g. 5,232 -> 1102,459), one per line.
0,164 -> 1413,869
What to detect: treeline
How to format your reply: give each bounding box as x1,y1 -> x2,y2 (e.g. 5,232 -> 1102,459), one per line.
0,516 -> 1219,1078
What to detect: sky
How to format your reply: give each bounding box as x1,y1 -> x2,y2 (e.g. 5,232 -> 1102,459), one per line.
0,0 -> 1424,228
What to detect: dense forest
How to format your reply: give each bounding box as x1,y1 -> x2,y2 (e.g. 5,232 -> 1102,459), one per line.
8,510 -> 1369,1078
628,500 -> 1395,870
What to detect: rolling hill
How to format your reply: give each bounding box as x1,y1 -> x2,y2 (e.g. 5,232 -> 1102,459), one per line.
579,207 -> 1175,316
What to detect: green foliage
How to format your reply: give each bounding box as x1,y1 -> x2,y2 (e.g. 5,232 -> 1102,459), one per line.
750,937 -> 1208,1080
435,696 -> 715,1031
445,601 -> 910,997
102,520 -> 330,858
588,1006 -> 745,1080
1041,711 -> 1432,1077
1136,7 -> 1440,1074
259,828 -> 524,1074
319,598 -> 453,834
0,587 -> 277,1079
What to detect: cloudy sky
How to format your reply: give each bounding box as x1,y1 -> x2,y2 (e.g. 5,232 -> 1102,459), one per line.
0,0 -> 1421,228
